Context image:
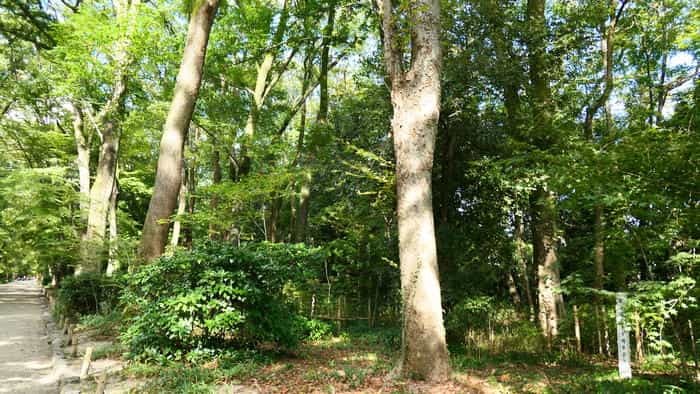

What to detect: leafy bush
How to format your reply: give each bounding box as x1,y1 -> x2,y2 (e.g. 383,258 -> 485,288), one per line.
78,310 -> 123,337
56,273 -> 123,318
300,317 -> 334,341
121,242 -> 324,360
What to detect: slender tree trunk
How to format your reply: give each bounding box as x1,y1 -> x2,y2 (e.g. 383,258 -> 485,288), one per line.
596,305 -> 604,354
80,123 -> 120,273
294,6 -> 335,243
106,182 -> 119,275
170,165 -> 187,247
70,102 -> 91,221
294,176 -> 311,242
139,0 -> 219,262
593,204 -> 608,354
574,304 -> 582,353
79,0 -> 139,273
292,54 -> 311,243
584,0 -> 627,138
238,1 -> 290,176
267,198 -> 281,242
378,0 -> 450,381
507,271 -> 521,306
515,211 -> 535,320
184,150 -> 196,249
209,149 -> 222,239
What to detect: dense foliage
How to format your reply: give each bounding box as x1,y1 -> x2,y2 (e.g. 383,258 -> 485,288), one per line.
56,272 -> 124,318
121,242 -> 325,360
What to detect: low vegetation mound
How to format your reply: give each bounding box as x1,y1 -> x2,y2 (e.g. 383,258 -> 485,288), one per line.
120,242 -> 325,361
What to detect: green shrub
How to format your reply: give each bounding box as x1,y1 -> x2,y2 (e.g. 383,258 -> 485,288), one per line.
121,241 -> 324,360
78,310 -> 123,337
56,273 -> 123,318
300,317 -> 334,341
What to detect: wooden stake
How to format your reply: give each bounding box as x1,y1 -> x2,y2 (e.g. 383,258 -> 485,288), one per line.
80,346 -> 93,381
95,369 -> 107,394
66,324 -> 74,345
71,339 -> 78,358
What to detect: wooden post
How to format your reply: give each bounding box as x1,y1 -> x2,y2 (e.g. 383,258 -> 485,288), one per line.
616,293 -> 632,379
71,338 -> 78,358
67,324 -> 74,344
573,304 -> 582,353
95,369 -> 107,394
80,346 -> 93,380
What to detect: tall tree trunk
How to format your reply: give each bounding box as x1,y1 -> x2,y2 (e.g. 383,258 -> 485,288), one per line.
80,122 -> 120,273
70,102 -> 91,222
378,0 -> 450,381
295,5 -> 335,243
292,52 -> 312,243
585,0 -> 629,353
267,198 -> 281,242
507,270 -> 521,306
209,149 -> 222,239
527,0 -> 564,343
238,0 -> 290,176
106,182 -> 119,275
584,0 -> 627,138
294,178 -> 311,242
531,187 -> 563,344
515,211 -> 535,320
139,0 -> 219,262
79,0 -> 139,273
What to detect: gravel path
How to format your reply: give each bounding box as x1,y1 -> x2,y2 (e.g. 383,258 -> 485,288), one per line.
0,280 -> 57,393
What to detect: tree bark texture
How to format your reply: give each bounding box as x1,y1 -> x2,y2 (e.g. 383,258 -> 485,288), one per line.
79,0 -> 139,273
531,186 -> 563,343
378,0 -> 450,381
80,122 -> 120,273
70,102 -> 91,221
106,182 -> 119,275
527,0 -> 564,342
515,211 -> 535,320
139,0 -> 219,262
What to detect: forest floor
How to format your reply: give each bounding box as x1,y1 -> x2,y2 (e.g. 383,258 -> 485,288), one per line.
5,283 -> 695,393
110,327 -> 698,393
0,280 -> 57,393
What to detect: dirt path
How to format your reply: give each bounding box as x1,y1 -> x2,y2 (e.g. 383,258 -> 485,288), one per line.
0,280 -> 57,393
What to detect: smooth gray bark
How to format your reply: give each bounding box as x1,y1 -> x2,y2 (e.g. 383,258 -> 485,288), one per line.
378,0 -> 451,381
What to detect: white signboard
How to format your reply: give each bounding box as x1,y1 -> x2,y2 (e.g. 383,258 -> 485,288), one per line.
616,292 -> 632,379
